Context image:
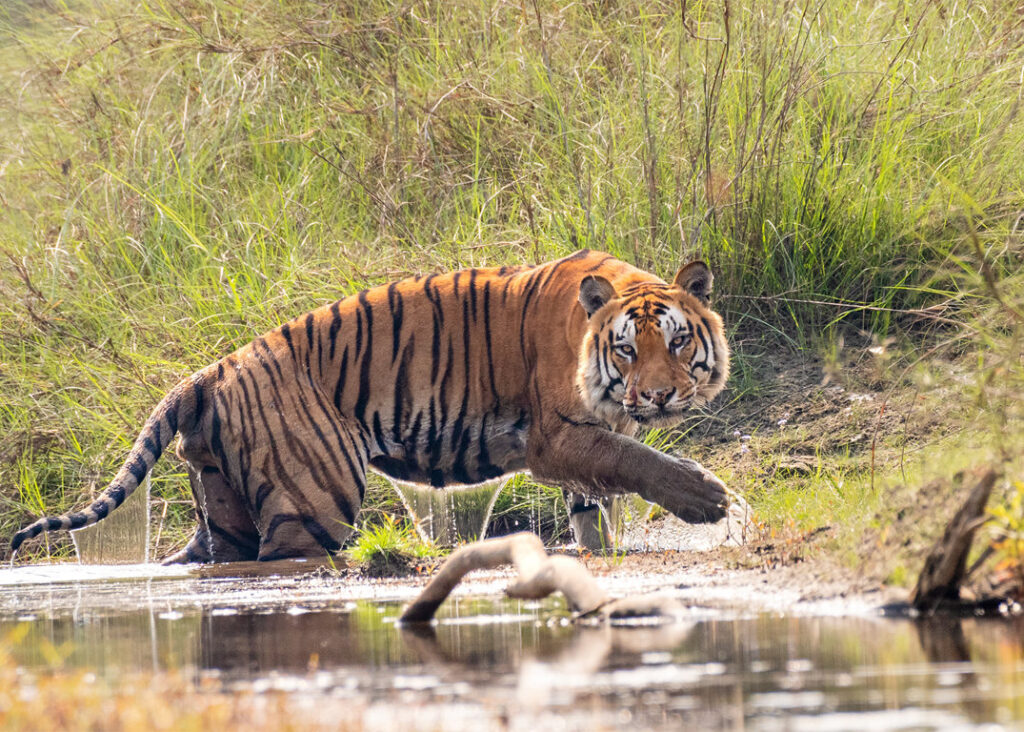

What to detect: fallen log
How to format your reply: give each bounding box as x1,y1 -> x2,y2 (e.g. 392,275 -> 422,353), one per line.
910,468 -> 998,613
399,532 -> 683,623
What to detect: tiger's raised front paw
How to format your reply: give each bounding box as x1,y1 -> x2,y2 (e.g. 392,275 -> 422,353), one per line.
655,458 -> 729,524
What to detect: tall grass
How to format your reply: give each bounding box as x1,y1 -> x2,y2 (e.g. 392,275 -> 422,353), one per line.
1,0 -> 1022,556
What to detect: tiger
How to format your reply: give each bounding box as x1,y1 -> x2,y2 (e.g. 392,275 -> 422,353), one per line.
11,250 -> 731,563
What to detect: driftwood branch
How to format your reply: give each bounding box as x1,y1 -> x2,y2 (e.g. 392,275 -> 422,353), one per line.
400,532 -> 683,623
911,468 -> 998,612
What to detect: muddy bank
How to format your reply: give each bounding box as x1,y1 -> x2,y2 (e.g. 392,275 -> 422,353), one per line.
0,547 -> 897,619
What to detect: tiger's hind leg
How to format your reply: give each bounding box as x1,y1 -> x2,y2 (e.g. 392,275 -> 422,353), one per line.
163,460 -> 260,564
252,418 -> 368,562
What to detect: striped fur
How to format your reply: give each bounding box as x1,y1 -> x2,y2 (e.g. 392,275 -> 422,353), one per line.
11,250 -> 731,563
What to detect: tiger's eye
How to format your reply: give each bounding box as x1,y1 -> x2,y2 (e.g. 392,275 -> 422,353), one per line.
671,335 -> 688,349
616,344 -> 635,358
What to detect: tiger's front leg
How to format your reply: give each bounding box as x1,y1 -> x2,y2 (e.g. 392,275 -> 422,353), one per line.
565,492 -> 620,550
527,422 -> 728,525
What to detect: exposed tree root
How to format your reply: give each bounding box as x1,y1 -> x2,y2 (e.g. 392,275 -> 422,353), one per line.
911,468 -> 998,613
399,532 -> 683,623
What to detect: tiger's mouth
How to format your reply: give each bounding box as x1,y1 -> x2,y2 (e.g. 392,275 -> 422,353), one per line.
623,399 -> 693,428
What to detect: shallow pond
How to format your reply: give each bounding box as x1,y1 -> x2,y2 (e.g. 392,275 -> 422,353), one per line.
1,564 -> 1023,730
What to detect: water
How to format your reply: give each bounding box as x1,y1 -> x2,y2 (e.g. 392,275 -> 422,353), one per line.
393,477 -> 510,546
1,568 -> 1023,730
70,476 -> 151,564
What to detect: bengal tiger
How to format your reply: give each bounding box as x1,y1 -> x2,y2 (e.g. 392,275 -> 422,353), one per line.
11,250 -> 731,563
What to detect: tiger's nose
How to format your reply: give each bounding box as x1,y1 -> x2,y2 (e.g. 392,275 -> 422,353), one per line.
641,387 -> 675,406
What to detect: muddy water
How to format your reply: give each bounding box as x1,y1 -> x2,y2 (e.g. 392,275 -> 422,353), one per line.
2,567 -> 1024,730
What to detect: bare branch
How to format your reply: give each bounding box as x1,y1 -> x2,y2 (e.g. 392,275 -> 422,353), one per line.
400,532 -> 686,623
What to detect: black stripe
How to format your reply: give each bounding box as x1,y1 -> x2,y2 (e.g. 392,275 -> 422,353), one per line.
555,410 -> 607,429
424,274 -> 443,380
126,454 -> 148,484
583,253 -> 613,271
264,513 -> 301,543
406,410 -> 423,457
328,301 -> 342,360
392,337 -> 412,444
426,396 -> 440,477
251,342 -> 356,523
303,517 -> 343,551
280,376 -> 361,523
333,345 -> 349,411
246,371 -> 342,524
468,269 -> 478,321
254,483 -> 274,515
353,290 -> 374,426
538,253 -> 576,290
207,518 -> 259,552
448,298 -> 472,452
354,307 -> 363,356
501,275 -> 515,304
299,365 -> 368,505
142,435 -> 161,460
452,429 -> 474,484
168,394 -> 180,434
372,411 -> 387,453
423,274 -> 444,325
304,312 -> 316,376
518,268 -> 546,355
387,282 -> 404,364
232,375 -> 259,501
430,306 -> 442,382
694,324 -> 711,362
254,338 -> 285,380
482,281 -> 497,399
190,382 -> 203,431
594,334 -> 605,380
370,456 -> 411,481
435,340 -> 454,463
281,322 -> 295,361
209,404 -> 228,477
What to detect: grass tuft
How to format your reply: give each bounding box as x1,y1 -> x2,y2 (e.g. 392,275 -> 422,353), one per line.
346,515 -> 438,578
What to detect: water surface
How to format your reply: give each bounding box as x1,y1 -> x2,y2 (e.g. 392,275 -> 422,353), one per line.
1,566 -> 1023,730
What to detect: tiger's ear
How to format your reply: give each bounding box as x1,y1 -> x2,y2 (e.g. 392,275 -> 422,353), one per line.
578,275 -> 616,317
673,261 -> 713,304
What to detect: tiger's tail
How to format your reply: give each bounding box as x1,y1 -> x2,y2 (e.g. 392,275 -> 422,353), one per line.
10,379 -> 201,556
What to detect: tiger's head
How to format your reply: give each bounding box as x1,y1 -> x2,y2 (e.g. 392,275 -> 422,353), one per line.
575,262 -> 730,430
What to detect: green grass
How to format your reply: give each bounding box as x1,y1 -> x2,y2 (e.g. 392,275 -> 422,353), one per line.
1,0 -> 1022,567
346,514 -> 438,576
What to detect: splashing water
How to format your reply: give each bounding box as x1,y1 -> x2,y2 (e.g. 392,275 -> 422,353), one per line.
70,475 -> 151,564
392,476 -> 513,546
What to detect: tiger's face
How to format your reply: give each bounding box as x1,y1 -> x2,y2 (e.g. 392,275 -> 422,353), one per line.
576,262 -> 730,430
